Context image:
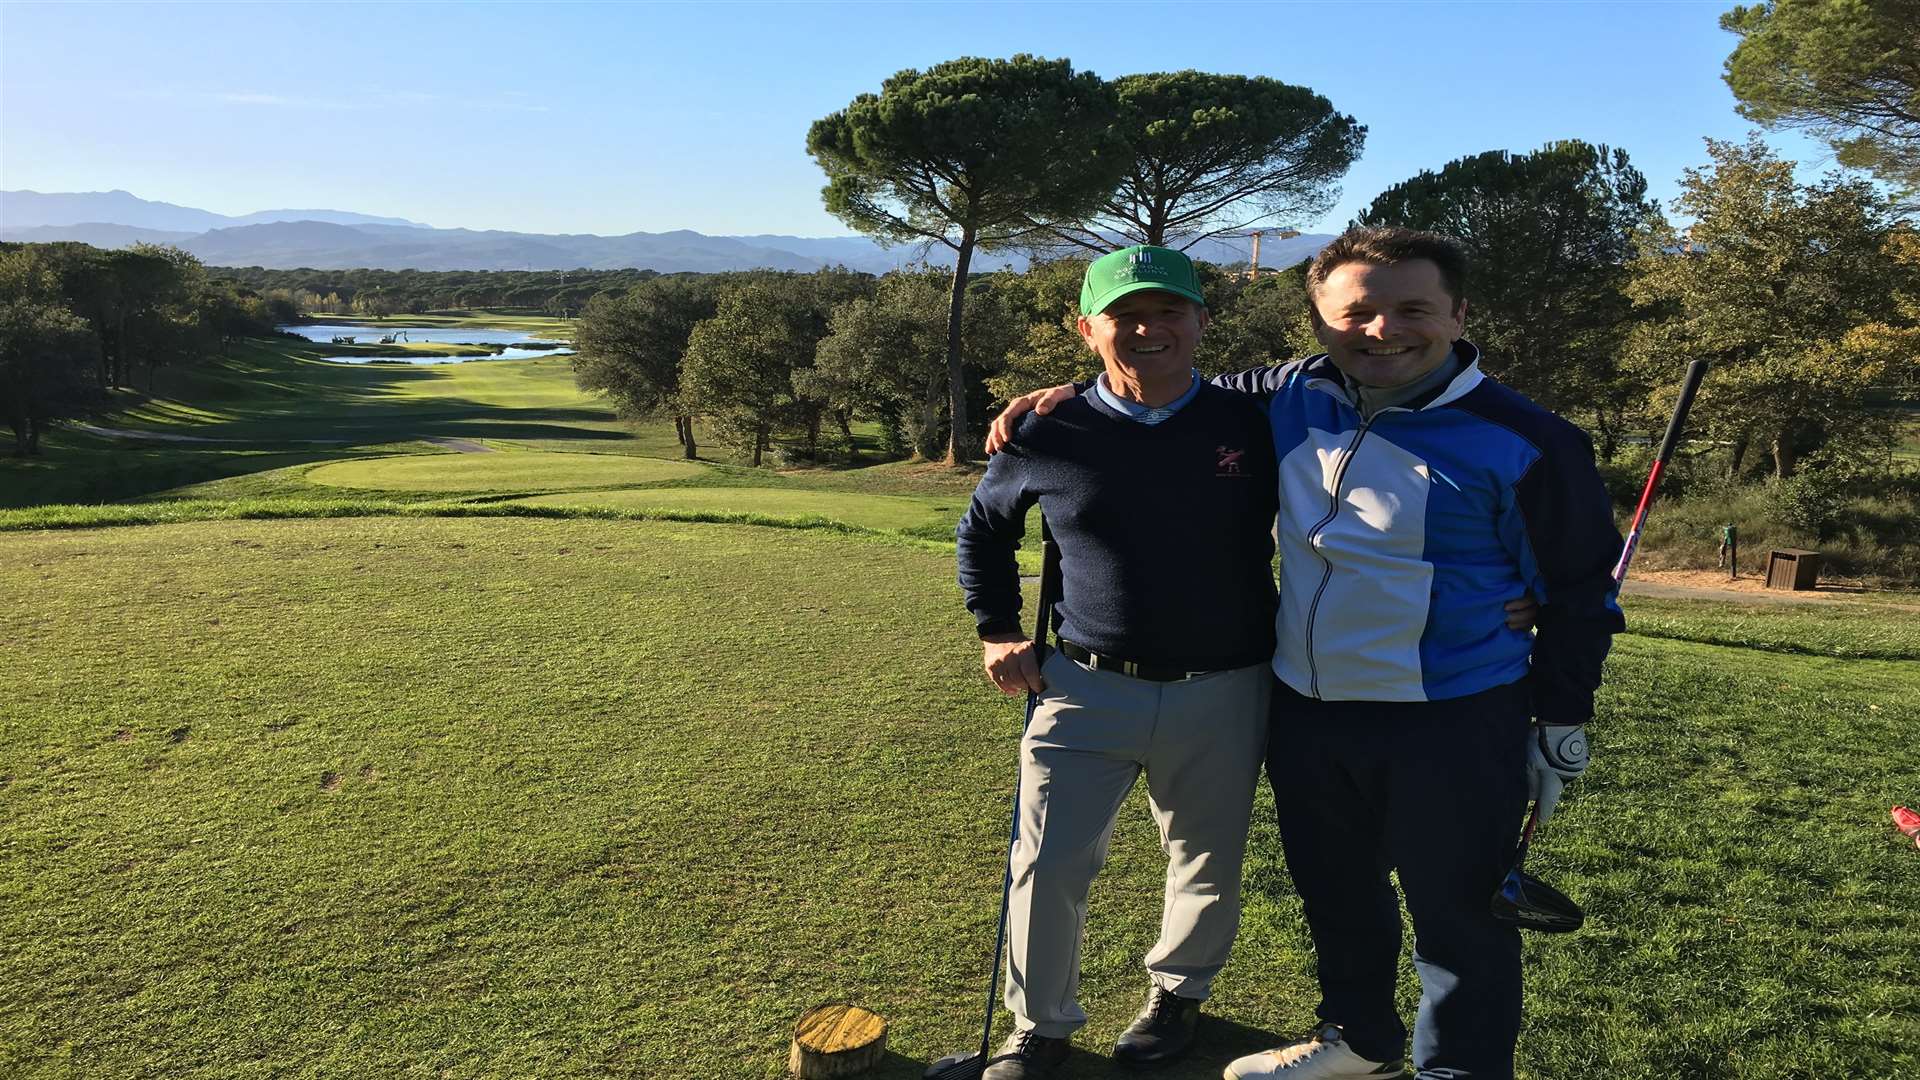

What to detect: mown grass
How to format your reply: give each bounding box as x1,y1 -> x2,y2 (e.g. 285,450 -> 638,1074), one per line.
7,328 -> 1915,1077
0,498 -> 1042,574
306,453 -> 711,492
0,338 -> 975,508
1,518 -> 1914,1080
1621,594 -> 1920,660
515,487 -> 977,534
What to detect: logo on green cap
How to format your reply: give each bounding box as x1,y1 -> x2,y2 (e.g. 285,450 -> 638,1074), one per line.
1080,245 -> 1206,316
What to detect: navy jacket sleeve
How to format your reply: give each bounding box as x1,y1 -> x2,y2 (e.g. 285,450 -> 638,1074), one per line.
956,431 -> 1040,639
1208,364 -> 1290,399
1500,423 -> 1627,723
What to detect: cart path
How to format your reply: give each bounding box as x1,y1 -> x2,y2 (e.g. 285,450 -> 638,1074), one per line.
422,437 -> 493,453
1623,579 -> 1852,605
1621,569 -> 1920,609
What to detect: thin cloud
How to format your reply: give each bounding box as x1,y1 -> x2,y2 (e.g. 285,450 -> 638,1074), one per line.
213,93 -> 295,106
124,87 -> 543,112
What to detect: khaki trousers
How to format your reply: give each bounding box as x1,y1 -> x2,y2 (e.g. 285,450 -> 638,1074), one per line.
1005,649 -> 1272,1037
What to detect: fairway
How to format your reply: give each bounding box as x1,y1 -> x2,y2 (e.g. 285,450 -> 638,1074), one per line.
307,451 -> 711,492
4,325 -> 1916,1080
516,487 -> 971,533
4,518 -> 1916,1080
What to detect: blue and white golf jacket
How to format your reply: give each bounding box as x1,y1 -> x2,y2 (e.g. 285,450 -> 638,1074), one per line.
1214,342 -> 1626,721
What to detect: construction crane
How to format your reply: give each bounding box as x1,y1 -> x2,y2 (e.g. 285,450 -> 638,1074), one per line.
1220,228 -> 1303,278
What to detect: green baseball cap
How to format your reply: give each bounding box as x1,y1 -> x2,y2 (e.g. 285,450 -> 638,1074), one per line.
1079,245 -> 1206,316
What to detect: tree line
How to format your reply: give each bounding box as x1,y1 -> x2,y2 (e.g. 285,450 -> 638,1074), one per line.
572,131 -> 1917,486
8,1 -> 1916,490
570,261 -> 1322,466
0,241 -> 295,454
215,267 -> 660,320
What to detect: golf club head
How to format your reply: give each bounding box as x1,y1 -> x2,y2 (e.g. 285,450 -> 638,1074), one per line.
1491,868 -> 1585,933
923,1050 -> 987,1080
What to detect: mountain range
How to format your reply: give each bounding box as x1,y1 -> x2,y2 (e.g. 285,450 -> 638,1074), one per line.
0,189 -> 1332,275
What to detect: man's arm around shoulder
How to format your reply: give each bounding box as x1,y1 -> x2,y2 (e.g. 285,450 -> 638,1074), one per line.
1507,418 -> 1627,724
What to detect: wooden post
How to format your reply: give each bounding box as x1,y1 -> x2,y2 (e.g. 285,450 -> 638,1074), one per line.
789,1003 -> 887,1078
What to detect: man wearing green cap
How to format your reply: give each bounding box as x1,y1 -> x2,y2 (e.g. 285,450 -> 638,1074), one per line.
953,246 -> 1281,1077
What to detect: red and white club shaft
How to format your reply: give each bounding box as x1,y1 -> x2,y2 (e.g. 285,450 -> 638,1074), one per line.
1612,360 -> 1709,585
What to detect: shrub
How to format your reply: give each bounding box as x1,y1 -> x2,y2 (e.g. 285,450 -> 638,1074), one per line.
1768,471 -> 1845,540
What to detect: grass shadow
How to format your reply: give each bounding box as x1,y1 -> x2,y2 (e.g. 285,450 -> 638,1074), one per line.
877,1015 -> 1304,1079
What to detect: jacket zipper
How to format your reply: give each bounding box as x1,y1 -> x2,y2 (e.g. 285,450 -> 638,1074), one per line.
1302,416 -> 1375,698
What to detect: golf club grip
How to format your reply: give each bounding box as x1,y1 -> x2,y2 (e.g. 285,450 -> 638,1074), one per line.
1653,360 -> 1709,467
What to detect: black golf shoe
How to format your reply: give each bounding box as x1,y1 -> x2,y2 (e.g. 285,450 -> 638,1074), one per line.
1112,985 -> 1202,1065
982,1028 -> 1071,1079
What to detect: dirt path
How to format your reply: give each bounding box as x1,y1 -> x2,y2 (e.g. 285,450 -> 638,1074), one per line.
1621,569 -> 1920,609
422,437 -> 493,453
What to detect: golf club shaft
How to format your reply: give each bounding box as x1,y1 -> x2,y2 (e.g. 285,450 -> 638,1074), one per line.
976,519 -> 1062,1063
1515,798 -> 1541,867
1613,359 -> 1709,584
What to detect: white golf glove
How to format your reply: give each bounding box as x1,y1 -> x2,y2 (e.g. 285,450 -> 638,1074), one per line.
1527,724 -> 1589,826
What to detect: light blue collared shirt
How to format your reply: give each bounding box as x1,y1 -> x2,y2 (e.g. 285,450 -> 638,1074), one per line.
1095,370 -> 1201,425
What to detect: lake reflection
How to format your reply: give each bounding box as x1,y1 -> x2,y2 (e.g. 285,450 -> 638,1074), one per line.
278,323 -> 573,365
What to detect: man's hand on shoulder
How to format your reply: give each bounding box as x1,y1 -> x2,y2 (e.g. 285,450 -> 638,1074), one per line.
985,384 -> 1080,454
981,634 -> 1047,696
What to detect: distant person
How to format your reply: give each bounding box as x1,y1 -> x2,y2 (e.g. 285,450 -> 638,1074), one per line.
990,226 -> 1621,1080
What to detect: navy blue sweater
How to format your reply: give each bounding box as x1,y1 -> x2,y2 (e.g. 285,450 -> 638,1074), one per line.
956,385 -> 1279,671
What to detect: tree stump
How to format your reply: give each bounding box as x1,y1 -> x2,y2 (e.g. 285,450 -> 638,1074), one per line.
788,1003 -> 887,1078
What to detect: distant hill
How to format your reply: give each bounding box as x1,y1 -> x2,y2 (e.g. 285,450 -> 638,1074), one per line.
0,189 -> 1331,274
0,222 -> 200,247
0,189 -> 424,231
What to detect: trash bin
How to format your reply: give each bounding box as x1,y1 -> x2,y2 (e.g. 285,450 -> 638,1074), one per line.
1765,548 -> 1822,591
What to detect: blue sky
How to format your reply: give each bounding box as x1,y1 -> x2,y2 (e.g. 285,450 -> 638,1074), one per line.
1,0 -> 1829,238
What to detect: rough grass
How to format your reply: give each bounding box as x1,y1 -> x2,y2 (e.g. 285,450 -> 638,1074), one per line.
1628,480 -> 1920,586
2,518 -> 1915,1080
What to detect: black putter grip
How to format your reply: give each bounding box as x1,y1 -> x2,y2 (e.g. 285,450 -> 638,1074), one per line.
1654,360 -> 1709,466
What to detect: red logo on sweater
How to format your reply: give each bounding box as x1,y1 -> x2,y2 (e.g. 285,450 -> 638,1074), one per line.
1216,446 -> 1244,476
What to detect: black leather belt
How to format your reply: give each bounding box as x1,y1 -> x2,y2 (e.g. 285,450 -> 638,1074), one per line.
1058,639 -> 1215,683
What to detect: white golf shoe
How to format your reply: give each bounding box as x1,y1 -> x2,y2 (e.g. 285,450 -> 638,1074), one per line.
1222,1024 -> 1404,1079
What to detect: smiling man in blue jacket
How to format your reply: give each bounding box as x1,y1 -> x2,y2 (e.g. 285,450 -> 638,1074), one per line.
991,227 -> 1624,1080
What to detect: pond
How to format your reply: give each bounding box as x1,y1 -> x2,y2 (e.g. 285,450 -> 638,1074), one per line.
278,323 -> 573,365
